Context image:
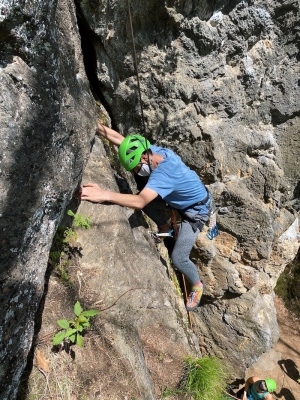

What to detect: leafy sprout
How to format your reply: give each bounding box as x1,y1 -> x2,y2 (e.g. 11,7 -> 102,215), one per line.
67,210 -> 91,230
53,301 -> 99,348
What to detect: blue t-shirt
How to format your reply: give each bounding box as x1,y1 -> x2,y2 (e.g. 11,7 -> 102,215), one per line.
145,145 -> 207,210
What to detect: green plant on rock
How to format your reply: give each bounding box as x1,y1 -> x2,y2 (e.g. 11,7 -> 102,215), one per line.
49,210 -> 90,284
162,356 -> 230,400
97,110 -> 107,126
49,226 -> 77,285
275,252 -> 300,317
53,301 -> 99,348
171,272 -> 182,297
67,209 -> 91,230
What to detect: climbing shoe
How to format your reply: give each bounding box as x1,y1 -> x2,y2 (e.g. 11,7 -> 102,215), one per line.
186,284 -> 204,311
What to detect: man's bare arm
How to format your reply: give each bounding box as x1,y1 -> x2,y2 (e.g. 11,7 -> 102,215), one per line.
97,124 -> 124,146
77,183 -> 158,209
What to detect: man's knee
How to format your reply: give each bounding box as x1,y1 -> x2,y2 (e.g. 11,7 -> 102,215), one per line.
171,248 -> 185,268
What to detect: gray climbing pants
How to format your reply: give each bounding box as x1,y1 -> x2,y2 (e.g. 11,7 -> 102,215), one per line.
143,194 -> 212,285
172,210 -> 210,285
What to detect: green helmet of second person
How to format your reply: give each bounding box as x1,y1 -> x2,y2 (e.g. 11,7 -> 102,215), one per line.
265,379 -> 276,392
118,135 -> 151,171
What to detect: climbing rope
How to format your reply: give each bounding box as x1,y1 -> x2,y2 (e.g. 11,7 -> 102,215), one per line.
127,0 -> 147,137
127,1 -> 190,334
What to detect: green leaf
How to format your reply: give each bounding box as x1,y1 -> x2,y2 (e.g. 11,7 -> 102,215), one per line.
81,309 -> 99,317
69,334 -> 76,343
76,333 -> 83,347
82,217 -> 91,229
74,301 -> 82,317
53,331 -> 66,345
57,319 -> 69,329
78,315 -> 88,323
81,322 -> 90,327
67,210 -> 75,217
64,328 -> 77,338
77,324 -> 83,332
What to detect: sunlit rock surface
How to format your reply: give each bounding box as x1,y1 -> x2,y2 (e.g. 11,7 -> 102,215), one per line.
0,0 -> 300,398
77,0 -> 300,373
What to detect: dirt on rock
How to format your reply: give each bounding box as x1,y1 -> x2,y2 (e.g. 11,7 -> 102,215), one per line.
17,276 -> 139,400
17,258 -> 300,400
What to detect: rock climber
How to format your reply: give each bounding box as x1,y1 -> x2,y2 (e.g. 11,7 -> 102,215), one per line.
236,376 -> 277,400
77,123 -> 213,311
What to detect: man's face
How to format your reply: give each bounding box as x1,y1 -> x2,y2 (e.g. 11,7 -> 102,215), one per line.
133,152 -> 154,176
132,153 -> 150,174
133,162 -> 143,175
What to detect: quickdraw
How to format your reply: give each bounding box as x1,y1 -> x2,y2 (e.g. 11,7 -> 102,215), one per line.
148,229 -> 174,244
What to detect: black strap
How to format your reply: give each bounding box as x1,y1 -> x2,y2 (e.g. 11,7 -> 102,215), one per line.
196,190 -> 210,206
188,188 -> 210,209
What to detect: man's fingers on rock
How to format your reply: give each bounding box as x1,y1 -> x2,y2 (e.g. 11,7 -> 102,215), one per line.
83,182 -> 95,188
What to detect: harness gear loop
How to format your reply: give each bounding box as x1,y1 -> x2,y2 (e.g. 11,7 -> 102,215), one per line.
171,209 -> 193,331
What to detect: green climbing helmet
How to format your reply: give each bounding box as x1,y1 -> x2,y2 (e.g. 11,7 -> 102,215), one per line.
265,379 -> 276,392
118,134 -> 151,171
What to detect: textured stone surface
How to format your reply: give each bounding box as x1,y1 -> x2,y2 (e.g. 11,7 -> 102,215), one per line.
77,0 -> 300,376
0,0 -> 96,397
1,0 -> 300,397
73,136 -> 199,399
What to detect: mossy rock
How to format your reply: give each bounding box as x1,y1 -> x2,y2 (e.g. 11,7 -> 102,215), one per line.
275,251 -> 300,317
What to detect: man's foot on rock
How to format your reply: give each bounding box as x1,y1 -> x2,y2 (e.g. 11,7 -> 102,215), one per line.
186,283 -> 204,311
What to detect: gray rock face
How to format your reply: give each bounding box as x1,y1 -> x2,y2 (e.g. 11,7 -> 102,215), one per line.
1,0 -> 300,397
77,0 -> 300,374
0,0 -> 96,397
74,136 -> 199,399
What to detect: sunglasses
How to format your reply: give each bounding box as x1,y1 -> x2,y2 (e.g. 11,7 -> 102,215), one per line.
258,381 -> 267,392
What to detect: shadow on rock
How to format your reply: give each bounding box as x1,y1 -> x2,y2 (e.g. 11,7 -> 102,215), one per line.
278,359 -> 300,382
275,387 -> 296,400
